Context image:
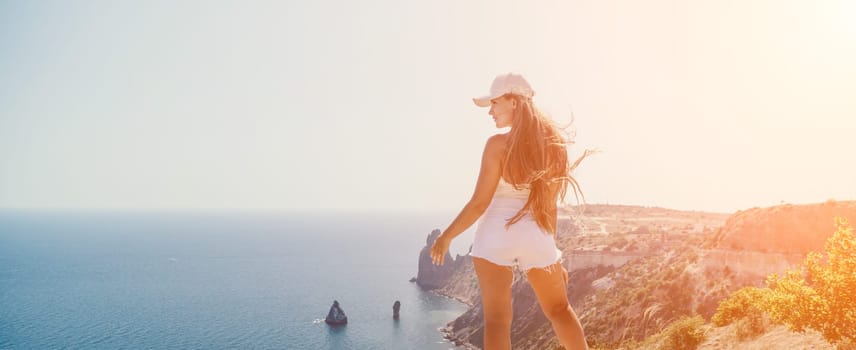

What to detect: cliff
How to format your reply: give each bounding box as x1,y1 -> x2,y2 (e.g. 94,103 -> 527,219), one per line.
418,202 -> 852,349
418,205 -> 717,348
416,229 -> 467,290
710,200 -> 856,253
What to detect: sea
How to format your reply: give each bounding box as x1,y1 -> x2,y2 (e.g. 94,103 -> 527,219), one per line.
0,209 -> 477,350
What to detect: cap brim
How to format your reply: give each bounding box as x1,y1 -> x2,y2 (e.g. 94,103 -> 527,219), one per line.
472,95 -> 493,107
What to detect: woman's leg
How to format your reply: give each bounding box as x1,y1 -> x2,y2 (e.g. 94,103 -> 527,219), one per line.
472,257 -> 514,350
526,262 -> 588,350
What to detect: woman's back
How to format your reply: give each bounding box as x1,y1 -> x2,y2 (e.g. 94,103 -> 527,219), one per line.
494,176 -> 530,200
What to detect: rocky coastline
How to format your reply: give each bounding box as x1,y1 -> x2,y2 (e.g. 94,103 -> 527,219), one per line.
416,202 -> 856,349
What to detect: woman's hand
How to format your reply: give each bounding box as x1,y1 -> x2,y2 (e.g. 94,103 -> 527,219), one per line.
430,234 -> 452,266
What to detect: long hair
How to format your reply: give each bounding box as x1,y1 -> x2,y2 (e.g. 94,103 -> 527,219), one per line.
500,94 -> 587,234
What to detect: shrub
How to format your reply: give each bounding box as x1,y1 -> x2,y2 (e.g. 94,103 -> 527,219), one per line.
658,315 -> 706,350
713,217 -> 856,345
763,217 -> 856,343
711,286 -> 766,327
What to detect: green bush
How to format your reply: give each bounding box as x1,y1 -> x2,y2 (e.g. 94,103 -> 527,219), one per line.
764,217 -> 856,343
658,315 -> 706,350
711,217 -> 856,345
711,286 -> 766,327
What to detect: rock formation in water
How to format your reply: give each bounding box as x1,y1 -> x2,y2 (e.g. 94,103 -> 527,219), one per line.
416,229 -> 466,290
392,300 -> 400,319
325,300 -> 348,325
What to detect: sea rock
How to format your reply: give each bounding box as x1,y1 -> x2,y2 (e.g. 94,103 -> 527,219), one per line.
325,300 -> 348,325
392,300 -> 401,319
416,229 -> 463,290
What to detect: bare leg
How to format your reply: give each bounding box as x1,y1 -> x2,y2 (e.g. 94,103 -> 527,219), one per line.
472,257 -> 514,350
526,262 -> 588,350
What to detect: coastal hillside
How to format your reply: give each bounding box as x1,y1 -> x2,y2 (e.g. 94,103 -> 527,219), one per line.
708,200 -> 856,253
418,201 -> 856,349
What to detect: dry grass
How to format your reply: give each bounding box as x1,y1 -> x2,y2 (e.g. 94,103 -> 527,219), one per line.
698,324 -> 834,350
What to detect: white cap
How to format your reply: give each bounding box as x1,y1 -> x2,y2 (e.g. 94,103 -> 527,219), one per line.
472,72 -> 535,107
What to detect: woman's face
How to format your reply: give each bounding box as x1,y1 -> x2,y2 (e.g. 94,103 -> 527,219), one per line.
488,96 -> 515,128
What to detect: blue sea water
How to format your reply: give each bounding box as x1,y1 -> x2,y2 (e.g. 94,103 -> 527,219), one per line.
0,210 -> 472,350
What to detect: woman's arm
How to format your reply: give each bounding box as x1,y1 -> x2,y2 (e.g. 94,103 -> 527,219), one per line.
430,134 -> 505,265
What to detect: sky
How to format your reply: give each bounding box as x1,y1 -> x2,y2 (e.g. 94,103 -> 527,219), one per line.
1,0 -> 855,213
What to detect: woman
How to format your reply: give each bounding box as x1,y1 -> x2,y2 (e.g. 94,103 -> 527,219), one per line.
430,73 -> 591,350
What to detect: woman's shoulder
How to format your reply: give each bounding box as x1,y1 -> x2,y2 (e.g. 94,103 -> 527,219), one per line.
487,132 -> 509,145
485,133 -> 509,153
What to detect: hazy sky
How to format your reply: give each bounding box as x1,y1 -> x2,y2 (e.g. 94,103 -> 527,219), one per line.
2,0 -> 855,213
